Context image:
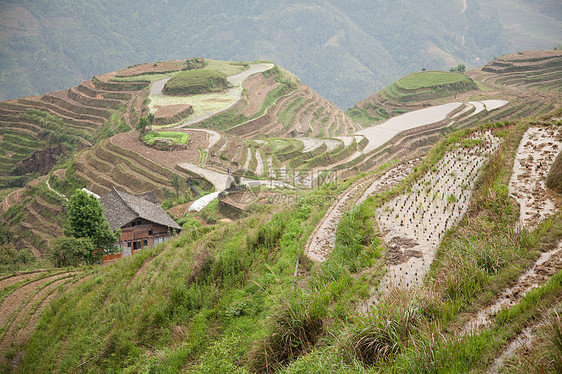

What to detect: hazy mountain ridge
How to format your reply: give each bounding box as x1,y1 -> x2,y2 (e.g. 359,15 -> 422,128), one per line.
0,0 -> 520,108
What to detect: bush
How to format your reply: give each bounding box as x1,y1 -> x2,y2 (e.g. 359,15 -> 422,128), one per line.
0,245 -> 18,265
48,236 -> 95,267
248,291 -> 325,373
345,288 -> 437,366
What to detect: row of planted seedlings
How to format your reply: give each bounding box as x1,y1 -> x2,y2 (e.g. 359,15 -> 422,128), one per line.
376,130 -> 502,290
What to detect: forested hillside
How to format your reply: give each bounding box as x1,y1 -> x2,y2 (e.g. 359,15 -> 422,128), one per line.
0,0 -> 514,108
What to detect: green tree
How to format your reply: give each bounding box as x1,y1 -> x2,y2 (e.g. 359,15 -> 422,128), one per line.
171,174 -> 182,196
450,64 -> 466,73
0,224 -> 13,246
136,115 -> 150,136
48,236 -> 95,267
64,189 -> 119,260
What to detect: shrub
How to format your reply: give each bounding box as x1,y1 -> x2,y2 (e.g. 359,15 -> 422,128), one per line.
48,236 -> 95,267
248,291 -> 325,373
345,288 -> 438,366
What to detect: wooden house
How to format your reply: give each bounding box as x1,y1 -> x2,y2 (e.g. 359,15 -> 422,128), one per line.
100,187 -> 181,258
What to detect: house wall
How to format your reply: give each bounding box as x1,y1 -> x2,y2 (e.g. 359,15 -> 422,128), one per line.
117,219 -> 174,257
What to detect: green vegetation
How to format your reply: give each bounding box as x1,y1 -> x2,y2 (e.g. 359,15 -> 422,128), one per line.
347,103 -> 392,125
95,112 -> 130,141
163,69 -> 228,96
144,131 -> 190,145
204,59 -> 249,76
396,71 -> 467,90
63,189 -> 118,261
136,113 -> 153,136
48,236 -> 95,267
450,64 -> 467,73
278,97 -> 305,129
6,119 -> 561,373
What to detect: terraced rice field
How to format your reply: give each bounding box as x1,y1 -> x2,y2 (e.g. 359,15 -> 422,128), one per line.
376,131 -> 501,292
509,126 -> 561,228
229,84 -> 360,138
306,159 -> 420,262
0,270 -> 86,365
0,71 -> 145,191
477,50 -> 562,92
357,102 -> 463,154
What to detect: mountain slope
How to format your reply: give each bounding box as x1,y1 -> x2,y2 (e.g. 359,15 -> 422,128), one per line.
0,0 -> 514,108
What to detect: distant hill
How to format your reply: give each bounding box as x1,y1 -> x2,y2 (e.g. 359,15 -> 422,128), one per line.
0,0 -> 523,109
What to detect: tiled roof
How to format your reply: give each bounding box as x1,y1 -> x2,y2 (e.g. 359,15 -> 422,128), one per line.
100,187 -> 181,231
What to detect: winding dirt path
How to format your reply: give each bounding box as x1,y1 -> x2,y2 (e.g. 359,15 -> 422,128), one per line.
176,63 -> 275,128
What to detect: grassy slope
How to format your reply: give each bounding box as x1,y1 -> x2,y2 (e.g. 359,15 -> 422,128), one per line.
162,69 -> 228,96
396,71 -> 467,90
14,117 -> 562,373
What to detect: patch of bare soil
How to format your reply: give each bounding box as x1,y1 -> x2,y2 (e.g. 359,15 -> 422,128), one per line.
154,104 -> 194,125
168,202 -> 192,218
53,168 -> 66,179
387,237 -> 422,265
116,59 -> 203,77
110,131 -> 201,171
241,73 -> 279,117
0,271 -> 47,291
13,143 -> 66,175
509,126 -> 561,229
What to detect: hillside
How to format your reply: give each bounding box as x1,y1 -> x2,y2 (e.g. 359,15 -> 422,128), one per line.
472,49 -> 562,92
0,0 -> 518,109
0,59 -> 361,256
4,113 -> 561,373
0,51 -> 560,372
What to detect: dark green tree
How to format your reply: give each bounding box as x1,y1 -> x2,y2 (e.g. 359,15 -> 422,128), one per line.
48,236 -> 95,267
136,115 -> 150,136
450,64 -> 466,73
0,224 -> 13,246
171,174 -> 182,196
64,189 -> 119,263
